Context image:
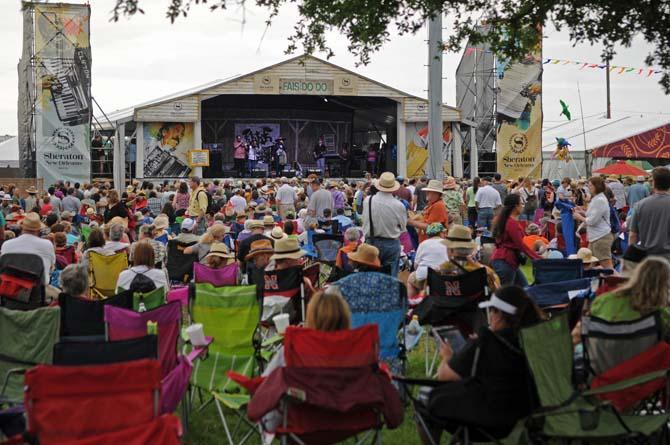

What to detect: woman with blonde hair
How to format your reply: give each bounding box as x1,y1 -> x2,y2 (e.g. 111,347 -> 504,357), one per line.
183,223 -> 228,263
590,256 -> 670,324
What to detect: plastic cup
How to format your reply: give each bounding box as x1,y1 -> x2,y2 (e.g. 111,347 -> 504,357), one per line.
273,313 -> 290,335
186,323 -> 207,346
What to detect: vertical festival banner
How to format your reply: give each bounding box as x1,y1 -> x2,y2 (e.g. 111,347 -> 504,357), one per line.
34,3 -> 92,186
496,36 -> 543,179
406,123 -> 452,177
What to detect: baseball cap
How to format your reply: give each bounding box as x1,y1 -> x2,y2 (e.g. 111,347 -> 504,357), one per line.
181,218 -> 195,231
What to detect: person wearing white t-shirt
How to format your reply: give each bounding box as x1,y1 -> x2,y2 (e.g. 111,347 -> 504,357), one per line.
407,222 -> 449,302
229,189 -> 248,215
116,241 -> 169,292
1,212 -> 55,284
276,177 -> 297,218
474,178 -> 502,230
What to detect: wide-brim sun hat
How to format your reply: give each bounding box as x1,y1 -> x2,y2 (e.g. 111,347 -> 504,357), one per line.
153,215 -> 169,230
443,224 -> 476,249
443,177 -> 458,190
270,227 -> 287,240
263,215 -> 275,226
568,247 -> 599,264
347,243 -> 381,268
249,220 -> 264,230
21,212 -> 43,231
205,242 -> 235,260
422,179 -> 445,194
270,237 -> 306,260
26,186 -> 38,194
373,172 -> 400,193
245,239 -> 274,261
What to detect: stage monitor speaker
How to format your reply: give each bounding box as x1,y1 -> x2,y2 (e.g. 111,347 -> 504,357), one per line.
305,168 -> 322,176
282,169 -> 296,178
349,170 -> 364,178
222,169 -> 237,177
252,169 -> 266,178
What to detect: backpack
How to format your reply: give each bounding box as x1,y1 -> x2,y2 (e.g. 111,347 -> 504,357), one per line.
128,269 -> 157,293
197,190 -> 217,215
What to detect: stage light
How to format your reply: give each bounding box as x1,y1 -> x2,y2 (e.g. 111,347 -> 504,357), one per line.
323,97 -> 328,102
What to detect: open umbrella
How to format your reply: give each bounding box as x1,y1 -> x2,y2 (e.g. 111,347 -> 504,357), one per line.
593,160 -> 649,177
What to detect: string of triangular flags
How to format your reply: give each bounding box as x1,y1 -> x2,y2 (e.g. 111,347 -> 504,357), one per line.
461,47 -> 663,77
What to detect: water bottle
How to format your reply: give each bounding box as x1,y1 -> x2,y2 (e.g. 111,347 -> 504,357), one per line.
241,274 -> 249,285
138,302 -> 147,313
407,315 -> 420,335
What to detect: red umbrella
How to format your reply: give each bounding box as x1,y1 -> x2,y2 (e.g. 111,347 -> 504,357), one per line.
593,160 -> 649,177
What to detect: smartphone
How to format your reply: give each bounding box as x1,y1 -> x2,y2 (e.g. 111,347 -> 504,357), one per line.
431,326 -> 467,354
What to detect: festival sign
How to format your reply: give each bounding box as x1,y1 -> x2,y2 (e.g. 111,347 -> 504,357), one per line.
34,3 -> 92,187
188,150 -> 210,167
496,39 -> 543,179
406,123 -> 452,177
279,79 -> 334,95
592,124 -> 670,159
143,122 -> 193,177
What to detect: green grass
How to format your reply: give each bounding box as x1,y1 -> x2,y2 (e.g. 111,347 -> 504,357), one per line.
183,337 -> 439,445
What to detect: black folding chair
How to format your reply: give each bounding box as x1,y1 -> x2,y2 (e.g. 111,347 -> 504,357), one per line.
166,240 -> 198,283
312,233 -> 344,265
53,335 -> 158,366
0,253 -> 46,310
58,291 -> 133,341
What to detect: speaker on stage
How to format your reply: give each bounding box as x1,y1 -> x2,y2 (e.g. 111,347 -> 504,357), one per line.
222,169 -> 237,177
305,168 -> 322,176
252,169 -> 266,178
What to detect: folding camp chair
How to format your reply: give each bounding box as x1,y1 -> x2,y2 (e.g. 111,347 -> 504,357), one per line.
0,306 -> 60,403
0,254 -> 45,310
597,274 -> 628,296
582,268 -> 615,279
53,335 -> 158,365
190,282 -> 261,445
194,262 -> 239,286
531,258 -> 583,285
22,359 -> 164,444
89,251 -> 128,299
311,233 -> 344,265
247,325 -> 403,445
336,272 -> 407,373
166,239 -> 198,283
519,312 -> 670,443
58,291 -> 133,341
262,266 -> 305,323
525,277 -> 594,328
131,287 -> 166,312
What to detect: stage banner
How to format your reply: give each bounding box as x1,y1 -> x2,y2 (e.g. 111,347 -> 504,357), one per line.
406,123 -> 452,178
496,38 -> 543,179
143,122 -> 193,177
34,3 -> 92,187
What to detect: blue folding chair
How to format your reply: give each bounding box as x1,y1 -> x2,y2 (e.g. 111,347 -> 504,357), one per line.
335,272 -> 406,372
532,259 -> 583,285
526,277 -> 594,330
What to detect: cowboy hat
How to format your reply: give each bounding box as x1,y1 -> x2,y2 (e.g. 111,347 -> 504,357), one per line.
245,239 -> 274,261
443,177 -> 458,190
263,215 -> 276,226
270,227 -> 287,240
270,237 -> 305,261
205,242 -> 234,260
373,172 -> 400,193
347,243 -> 381,269
26,186 -> 38,194
443,224 -> 476,249
153,215 -> 169,230
248,220 -> 265,230
21,212 -> 43,231
423,179 -> 445,194
568,247 -> 599,264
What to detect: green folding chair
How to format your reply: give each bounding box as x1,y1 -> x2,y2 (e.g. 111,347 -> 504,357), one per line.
190,282 -> 261,445
132,287 -> 166,312
518,312 -> 670,442
0,306 -> 60,403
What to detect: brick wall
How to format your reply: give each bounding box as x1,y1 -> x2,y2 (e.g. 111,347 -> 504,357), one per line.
0,178 -> 45,198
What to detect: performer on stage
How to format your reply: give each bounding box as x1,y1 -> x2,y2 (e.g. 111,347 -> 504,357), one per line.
233,135 -> 247,177
314,136 -> 326,174
366,144 -> 378,175
247,139 -> 258,174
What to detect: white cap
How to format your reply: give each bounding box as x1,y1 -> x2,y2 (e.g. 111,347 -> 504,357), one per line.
181,218 -> 195,231
478,295 -> 518,315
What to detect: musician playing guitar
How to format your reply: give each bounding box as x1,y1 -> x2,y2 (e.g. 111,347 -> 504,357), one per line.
314,136 -> 326,174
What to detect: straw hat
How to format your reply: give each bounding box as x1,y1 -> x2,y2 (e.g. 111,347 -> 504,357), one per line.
109,216 -> 128,229
270,237 -> 305,260
153,215 -> 169,230
61,211 -> 74,220
263,215 -> 276,226
422,179 -> 445,194
443,177 -> 458,190
607,174 -> 619,182
248,220 -> 264,230
26,186 -> 38,194
347,243 -> 381,268
86,207 -> 95,216
245,239 -> 274,260
205,242 -> 234,260
373,172 -> 400,193
270,226 -> 287,240
568,247 -> 599,264
443,225 -> 476,249
21,212 -> 43,231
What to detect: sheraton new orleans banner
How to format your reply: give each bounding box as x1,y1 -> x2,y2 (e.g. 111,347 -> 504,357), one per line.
34,3 -> 92,187
496,39 -> 543,179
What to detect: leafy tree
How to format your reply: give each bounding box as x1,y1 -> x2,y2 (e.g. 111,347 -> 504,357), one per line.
111,0 -> 670,92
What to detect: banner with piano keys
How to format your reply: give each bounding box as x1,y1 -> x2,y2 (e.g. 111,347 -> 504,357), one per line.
143,122 -> 193,178
34,3 -> 92,187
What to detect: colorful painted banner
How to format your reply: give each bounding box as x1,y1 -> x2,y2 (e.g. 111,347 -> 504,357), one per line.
592,124 -> 670,159
143,122 -> 193,177
496,41 -> 543,179
406,123 -> 452,177
34,3 -> 91,187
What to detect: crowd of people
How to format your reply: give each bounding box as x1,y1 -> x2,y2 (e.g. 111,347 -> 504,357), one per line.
2,165 -> 670,443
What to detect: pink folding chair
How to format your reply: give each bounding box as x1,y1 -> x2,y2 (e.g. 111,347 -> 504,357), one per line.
193,262 -> 238,286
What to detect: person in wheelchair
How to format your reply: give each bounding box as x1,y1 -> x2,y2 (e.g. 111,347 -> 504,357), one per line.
415,286 -> 543,444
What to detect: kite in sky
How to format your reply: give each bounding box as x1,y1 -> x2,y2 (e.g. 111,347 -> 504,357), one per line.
559,100 -> 571,120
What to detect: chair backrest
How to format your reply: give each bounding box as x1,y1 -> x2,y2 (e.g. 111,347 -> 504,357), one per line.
132,287 -> 166,312
24,359 -> 161,444
193,262 -> 238,286
283,324 -> 379,368
79,225 -> 92,243
0,306 -> 60,401
532,259 -> 583,285
426,267 -> 488,300
519,313 -> 574,408
59,291 -> 133,338
190,283 -> 260,392
335,272 -> 405,360
596,275 -> 628,296
581,312 -> 662,376
105,301 -> 181,378
166,240 -> 197,283
0,253 -> 45,310
53,335 -> 158,366
582,268 -> 614,279
525,278 -> 593,308
303,263 -> 320,289
89,251 -> 128,299
55,246 -> 77,267
312,233 -> 344,264
262,266 -> 304,322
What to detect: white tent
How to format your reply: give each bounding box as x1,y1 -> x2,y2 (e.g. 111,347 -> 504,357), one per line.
0,137 -> 19,168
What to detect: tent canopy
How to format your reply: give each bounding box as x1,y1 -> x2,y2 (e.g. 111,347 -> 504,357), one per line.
592,123 -> 670,159
0,137 -> 19,168
593,160 -> 649,177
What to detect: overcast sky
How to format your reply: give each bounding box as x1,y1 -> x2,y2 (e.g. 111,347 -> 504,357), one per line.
1,0 -> 669,138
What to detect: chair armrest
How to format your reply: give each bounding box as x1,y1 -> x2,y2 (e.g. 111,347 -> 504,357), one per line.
2,368 -> 28,400
392,375 -> 444,388
584,369 -> 670,396
185,336 -> 213,363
